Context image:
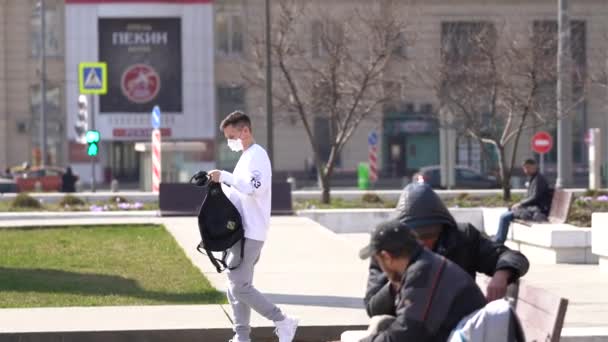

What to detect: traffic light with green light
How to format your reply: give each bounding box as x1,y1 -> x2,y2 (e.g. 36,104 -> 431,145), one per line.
85,130 -> 100,156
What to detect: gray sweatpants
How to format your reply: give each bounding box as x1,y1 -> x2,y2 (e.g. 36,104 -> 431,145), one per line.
226,238 -> 285,340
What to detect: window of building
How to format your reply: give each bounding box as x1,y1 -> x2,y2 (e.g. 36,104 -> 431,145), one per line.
216,12 -> 243,57
532,20 -> 587,165
311,20 -> 324,58
30,4 -> 63,57
30,84 -> 63,139
311,19 -> 344,59
441,21 -> 496,66
29,84 -> 64,165
391,32 -> 407,58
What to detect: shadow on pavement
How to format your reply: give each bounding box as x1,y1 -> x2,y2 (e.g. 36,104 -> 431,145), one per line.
0,267 -> 224,304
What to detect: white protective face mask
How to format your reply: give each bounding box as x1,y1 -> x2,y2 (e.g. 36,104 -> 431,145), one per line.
227,138 -> 244,152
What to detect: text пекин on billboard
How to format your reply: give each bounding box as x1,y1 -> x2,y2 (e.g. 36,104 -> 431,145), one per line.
99,18 -> 182,113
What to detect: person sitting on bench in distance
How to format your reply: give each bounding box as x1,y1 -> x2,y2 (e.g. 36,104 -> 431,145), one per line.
357,220 -> 487,342
494,158 -> 553,244
365,183 -> 529,320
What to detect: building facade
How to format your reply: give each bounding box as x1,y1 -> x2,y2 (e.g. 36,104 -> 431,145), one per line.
0,0 -> 606,188
0,0 -> 66,170
217,0 -> 608,187
64,0 -> 215,188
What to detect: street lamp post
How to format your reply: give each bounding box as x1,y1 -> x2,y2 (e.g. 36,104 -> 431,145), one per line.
39,0 -> 48,167
556,0 -> 572,188
265,0 -> 274,169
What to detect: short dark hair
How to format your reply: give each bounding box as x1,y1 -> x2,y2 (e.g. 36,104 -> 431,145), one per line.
523,158 -> 537,166
219,110 -> 252,131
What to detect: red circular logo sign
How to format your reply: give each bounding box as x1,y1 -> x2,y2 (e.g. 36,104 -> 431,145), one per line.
121,64 -> 161,104
531,131 -> 553,154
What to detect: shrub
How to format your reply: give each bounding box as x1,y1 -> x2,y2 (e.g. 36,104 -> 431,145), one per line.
59,195 -> 85,207
108,196 -> 129,204
583,189 -> 608,197
11,193 -> 42,209
362,193 -> 383,204
456,193 -> 470,201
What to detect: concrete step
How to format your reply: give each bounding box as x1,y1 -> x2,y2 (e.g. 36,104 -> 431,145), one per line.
0,304 -> 366,342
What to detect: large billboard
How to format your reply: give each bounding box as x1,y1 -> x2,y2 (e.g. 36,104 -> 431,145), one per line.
99,18 -> 182,113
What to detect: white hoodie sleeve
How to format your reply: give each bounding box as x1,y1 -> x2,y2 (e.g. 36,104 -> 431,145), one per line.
219,147 -> 271,196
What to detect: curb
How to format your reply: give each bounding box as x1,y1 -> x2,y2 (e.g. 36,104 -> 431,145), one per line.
0,211 -> 159,221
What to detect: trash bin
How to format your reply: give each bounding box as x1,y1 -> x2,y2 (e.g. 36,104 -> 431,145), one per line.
358,163 -> 370,190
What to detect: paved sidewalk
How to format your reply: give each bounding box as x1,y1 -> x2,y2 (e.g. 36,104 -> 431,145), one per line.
0,215 -> 370,340
164,216 -> 370,328
340,233 -> 608,329
1,215 -> 607,341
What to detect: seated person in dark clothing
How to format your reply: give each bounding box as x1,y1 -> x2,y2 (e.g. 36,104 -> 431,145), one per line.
61,167 -> 78,193
365,183 -> 529,319
495,158 -> 553,244
358,220 -> 487,342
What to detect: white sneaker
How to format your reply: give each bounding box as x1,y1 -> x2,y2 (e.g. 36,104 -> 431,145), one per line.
274,316 -> 299,342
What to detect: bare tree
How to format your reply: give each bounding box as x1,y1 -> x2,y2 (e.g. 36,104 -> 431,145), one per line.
246,0 -> 412,203
590,29 -> 608,91
421,21 -> 582,200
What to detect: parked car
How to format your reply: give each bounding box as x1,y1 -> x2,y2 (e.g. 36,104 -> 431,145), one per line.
417,165 -> 499,189
13,166 -> 69,192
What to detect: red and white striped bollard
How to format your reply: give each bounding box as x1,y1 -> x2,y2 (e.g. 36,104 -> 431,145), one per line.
152,129 -> 161,193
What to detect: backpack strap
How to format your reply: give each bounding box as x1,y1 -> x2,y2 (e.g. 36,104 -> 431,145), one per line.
196,239 -> 246,273
208,249 -> 227,273
422,256 -> 447,321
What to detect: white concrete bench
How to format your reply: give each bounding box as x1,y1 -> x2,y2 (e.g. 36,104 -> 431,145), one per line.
592,213 -> 608,271
506,222 -> 596,264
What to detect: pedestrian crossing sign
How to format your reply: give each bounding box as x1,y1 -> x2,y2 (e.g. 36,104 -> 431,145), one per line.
78,62 -> 107,95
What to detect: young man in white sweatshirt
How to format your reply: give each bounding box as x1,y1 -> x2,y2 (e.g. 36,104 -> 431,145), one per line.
208,111 -> 298,342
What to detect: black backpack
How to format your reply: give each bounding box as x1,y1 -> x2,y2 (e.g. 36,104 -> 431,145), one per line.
191,171 -> 245,273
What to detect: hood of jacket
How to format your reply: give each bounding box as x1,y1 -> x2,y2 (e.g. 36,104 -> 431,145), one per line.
395,183 -> 457,230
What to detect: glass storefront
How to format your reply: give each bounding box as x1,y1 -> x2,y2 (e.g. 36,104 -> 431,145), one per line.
382,105 -> 439,177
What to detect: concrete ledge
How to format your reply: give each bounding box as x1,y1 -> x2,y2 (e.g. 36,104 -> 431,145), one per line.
290,189 -> 590,202
507,222 -> 597,264
0,304 -> 367,342
0,211 -> 159,221
0,188 -> 591,204
297,208 -> 598,264
482,207 -> 508,236
592,213 -> 608,272
0,191 -> 157,204
296,209 -> 395,234
0,325 -> 367,342
296,208 -> 495,235
561,327 -> 608,342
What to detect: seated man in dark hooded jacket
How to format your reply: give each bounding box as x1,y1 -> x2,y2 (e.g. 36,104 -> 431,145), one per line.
365,183 -> 529,317
358,220 -> 487,342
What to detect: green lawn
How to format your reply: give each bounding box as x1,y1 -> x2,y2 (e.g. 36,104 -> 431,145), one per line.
0,224 -> 225,308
